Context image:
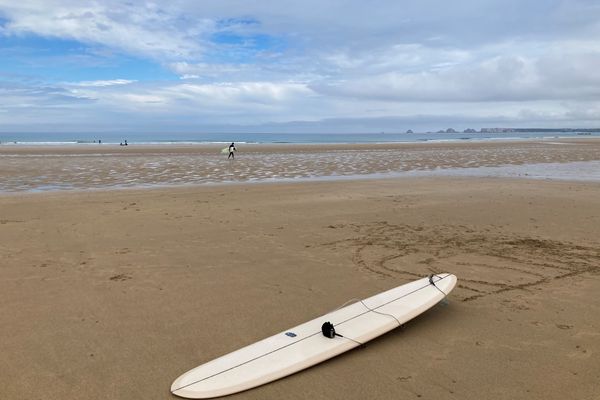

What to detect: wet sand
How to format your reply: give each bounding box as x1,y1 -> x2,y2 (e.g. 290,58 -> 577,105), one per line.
1,175 -> 599,399
2,139 -> 600,192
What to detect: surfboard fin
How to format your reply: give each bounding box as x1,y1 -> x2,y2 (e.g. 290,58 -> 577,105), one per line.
321,321 -> 343,338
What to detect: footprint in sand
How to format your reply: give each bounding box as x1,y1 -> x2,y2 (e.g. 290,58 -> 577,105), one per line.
109,273 -> 132,282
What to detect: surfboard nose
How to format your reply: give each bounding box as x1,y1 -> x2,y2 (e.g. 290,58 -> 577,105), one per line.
437,273 -> 458,293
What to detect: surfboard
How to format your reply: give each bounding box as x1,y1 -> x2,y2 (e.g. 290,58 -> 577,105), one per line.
171,273 -> 457,399
220,148 -> 229,154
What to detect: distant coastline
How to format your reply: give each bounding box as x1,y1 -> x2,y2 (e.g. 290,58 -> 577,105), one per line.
426,127 -> 599,134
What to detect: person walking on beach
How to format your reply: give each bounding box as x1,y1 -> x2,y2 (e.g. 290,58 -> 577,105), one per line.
228,142 -> 236,159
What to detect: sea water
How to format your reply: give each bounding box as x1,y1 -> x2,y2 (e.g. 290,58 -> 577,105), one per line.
1,131 -> 599,145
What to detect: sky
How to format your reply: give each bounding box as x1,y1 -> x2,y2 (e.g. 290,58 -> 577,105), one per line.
1,0 -> 600,135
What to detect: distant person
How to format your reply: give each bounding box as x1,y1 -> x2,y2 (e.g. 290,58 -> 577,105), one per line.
228,142 -> 236,159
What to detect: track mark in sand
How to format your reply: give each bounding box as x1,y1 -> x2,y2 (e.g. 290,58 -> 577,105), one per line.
321,222 -> 600,302
556,324 -> 573,330
109,273 -> 132,282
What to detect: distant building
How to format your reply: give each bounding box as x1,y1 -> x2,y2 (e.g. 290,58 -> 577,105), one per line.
463,128 -> 477,133
480,127 -> 515,133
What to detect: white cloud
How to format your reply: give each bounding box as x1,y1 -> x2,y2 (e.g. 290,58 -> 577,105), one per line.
69,79 -> 136,87
310,39 -> 600,103
0,1 -> 213,60
169,62 -> 245,79
91,81 -> 317,122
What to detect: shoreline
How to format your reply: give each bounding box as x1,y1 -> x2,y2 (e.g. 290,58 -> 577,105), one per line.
1,135 -> 600,151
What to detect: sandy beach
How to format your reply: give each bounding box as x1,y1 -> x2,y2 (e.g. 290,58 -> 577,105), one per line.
1,143 -> 600,399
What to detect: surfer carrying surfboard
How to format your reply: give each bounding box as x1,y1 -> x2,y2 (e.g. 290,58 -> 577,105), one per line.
228,142 -> 236,159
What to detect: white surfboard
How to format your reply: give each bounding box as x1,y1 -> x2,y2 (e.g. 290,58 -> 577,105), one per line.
171,273 -> 457,399
220,147 -> 229,154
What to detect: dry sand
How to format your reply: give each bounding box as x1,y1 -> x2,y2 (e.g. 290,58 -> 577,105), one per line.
1,154 -> 600,399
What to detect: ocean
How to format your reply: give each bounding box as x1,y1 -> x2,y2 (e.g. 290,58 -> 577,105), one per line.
1,131 -> 598,145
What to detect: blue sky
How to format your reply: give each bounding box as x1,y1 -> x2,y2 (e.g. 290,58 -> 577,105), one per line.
1,0 -> 600,134
0,35 -> 176,83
